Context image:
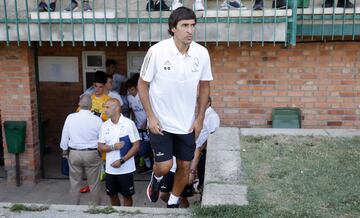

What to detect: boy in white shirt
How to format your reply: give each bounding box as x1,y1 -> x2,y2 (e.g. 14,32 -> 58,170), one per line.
98,99 -> 140,206
126,74 -> 153,173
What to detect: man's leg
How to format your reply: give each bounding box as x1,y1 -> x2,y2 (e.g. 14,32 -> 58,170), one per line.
84,150 -> 102,205
109,195 -> 121,206
168,132 -> 196,207
147,132 -> 174,202
123,196 -> 133,206
68,150 -> 83,205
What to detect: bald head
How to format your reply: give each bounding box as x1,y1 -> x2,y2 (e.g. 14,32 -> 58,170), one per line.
79,94 -> 92,110
104,98 -> 122,119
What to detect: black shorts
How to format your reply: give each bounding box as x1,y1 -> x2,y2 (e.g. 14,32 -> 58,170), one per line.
149,131 -> 196,162
160,171 -> 174,193
105,173 -> 135,197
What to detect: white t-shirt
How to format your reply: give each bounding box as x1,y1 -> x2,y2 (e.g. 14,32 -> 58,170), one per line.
98,115 -> 140,175
196,107 -> 220,148
140,37 -> 213,134
127,93 -> 147,129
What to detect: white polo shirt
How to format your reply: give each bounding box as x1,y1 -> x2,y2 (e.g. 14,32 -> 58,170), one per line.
140,37 -> 213,134
127,93 -> 147,129
196,107 -> 220,148
98,115 -> 140,175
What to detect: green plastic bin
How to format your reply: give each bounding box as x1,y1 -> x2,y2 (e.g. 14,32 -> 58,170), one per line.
272,108 -> 301,128
4,121 -> 26,154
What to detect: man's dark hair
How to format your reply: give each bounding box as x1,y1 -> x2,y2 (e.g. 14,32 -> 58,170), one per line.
168,7 -> 196,36
126,78 -> 137,89
94,71 -> 107,84
105,74 -> 113,81
208,96 -> 212,106
106,59 -> 117,67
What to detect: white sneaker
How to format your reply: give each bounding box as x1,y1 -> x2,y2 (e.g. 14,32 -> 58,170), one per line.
194,1 -> 205,11
171,1 -> 183,10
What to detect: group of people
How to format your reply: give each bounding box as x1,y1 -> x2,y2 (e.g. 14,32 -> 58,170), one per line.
60,6 -> 220,208
38,0 -> 92,12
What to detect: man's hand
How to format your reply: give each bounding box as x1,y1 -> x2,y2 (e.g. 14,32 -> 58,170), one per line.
188,172 -> 196,184
62,149 -> 69,158
148,116 -> 163,135
114,141 -> 125,150
189,116 -> 204,139
111,160 -> 121,168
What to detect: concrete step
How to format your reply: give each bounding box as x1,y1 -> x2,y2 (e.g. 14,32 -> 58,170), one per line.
0,202 -> 192,218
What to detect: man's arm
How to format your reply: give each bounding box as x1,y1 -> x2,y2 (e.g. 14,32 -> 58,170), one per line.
137,78 -> 163,135
190,80 -> 210,138
188,147 -> 202,184
110,140 -> 140,168
98,141 -> 124,153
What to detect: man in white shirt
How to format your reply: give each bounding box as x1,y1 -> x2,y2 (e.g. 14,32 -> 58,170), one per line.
98,98 -> 140,206
138,7 -> 213,208
60,94 -> 103,205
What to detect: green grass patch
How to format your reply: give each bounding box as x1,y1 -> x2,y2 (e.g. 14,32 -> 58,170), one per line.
84,206 -> 117,214
194,135 -> 360,218
9,203 -> 49,213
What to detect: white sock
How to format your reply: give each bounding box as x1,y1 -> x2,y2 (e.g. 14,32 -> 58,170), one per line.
154,175 -> 163,182
167,193 -> 179,205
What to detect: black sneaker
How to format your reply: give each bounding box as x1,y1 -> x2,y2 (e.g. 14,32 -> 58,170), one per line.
146,0 -> 156,11
253,0 -> 264,10
154,0 -> 170,11
38,2 -> 48,12
49,2 -> 56,12
337,0 -> 354,8
167,204 -> 179,208
146,172 -> 161,202
322,0 -> 334,7
272,0 -> 287,9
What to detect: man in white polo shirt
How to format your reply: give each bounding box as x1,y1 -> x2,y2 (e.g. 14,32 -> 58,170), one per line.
138,7 -> 213,208
98,98 -> 140,206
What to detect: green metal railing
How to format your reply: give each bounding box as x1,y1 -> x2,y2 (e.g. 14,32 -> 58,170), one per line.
0,0 -> 358,47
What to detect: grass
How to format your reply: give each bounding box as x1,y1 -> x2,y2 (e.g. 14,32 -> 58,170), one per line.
193,135 -> 360,218
84,206 -> 118,214
9,203 -> 49,213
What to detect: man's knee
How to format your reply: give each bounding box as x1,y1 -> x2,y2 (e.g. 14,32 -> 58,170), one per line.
153,159 -> 173,176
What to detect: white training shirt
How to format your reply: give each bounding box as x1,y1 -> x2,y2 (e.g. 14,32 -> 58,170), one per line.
127,93 -> 147,129
60,110 -> 103,150
140,37 -> 213,134
196,107 -> 220,148
98,115 -> 140,175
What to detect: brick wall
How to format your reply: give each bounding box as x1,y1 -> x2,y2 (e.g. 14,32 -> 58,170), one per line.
0,43 -> 40,184
208,42 -> 360,128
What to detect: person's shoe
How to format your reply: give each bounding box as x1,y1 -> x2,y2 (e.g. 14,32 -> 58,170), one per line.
253,0 -> 264,10
171,0 -> 183,10
193,1 -> 205,11
337,0 -> 354,8
38,2 -> 49,12
146,172 -> 161,202
322,0 -> 334,7
64,0 -> 79,11
79,185 -> 90,193
272,0 -> 287,9
49,2 -> 56,11
146,0 -> 156,11
220,0 -> 247,10
154,0 -> 170,11
167,203 -> 179,208
83,1 -> 92,12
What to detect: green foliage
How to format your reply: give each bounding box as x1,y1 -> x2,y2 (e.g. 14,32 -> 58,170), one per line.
9,204 -> 49,213
84,206 -> 117,214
